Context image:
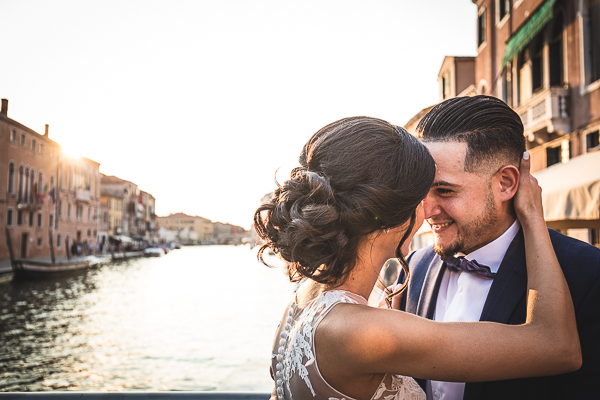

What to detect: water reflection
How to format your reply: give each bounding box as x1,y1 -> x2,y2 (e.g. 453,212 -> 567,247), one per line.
0,246 -> 294,392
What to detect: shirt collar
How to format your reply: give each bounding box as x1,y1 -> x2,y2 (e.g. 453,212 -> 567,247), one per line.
456,219 -> 520,274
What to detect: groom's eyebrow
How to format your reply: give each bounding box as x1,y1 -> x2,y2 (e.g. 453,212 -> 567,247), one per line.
432,181 -> 460,188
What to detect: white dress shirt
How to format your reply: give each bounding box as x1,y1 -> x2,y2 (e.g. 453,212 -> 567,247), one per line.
426,219 -> 520,400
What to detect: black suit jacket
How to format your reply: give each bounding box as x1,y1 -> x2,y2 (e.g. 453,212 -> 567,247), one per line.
398,229 -> 600,400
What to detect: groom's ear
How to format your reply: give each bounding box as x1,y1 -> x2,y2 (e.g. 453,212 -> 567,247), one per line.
496,164 -> 519,202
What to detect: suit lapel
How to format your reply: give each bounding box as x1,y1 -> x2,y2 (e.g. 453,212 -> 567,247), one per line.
416,256 -> 446,319
413,256 -> 446,392
463,229 -> 528,400
480,229 -> 527,323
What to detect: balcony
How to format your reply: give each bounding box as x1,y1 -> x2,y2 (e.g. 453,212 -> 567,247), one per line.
515,87 -> 571,144
75,189 -> 91,203
17,194 -> 42,210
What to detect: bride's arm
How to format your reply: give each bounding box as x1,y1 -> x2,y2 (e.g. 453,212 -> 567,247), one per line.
325,153 -> 581,382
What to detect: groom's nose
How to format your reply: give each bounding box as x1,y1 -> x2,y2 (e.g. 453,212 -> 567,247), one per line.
422,191 -> 441,219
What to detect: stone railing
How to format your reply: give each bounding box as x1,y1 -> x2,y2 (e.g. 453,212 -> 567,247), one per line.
75,189 -> 91,203
515,87 -> 571,143
0,392 -> 269,399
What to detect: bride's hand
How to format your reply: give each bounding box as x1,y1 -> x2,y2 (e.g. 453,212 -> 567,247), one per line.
514,151 -> 544,225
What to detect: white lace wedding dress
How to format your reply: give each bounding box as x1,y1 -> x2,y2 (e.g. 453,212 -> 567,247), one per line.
271,290 -> 426,400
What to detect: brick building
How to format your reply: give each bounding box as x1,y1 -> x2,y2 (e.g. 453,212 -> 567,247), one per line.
406,0 -> 600,248
1,98 -> 101,261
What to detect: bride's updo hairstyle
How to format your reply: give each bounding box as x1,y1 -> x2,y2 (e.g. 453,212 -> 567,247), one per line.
254,116 -> 435,288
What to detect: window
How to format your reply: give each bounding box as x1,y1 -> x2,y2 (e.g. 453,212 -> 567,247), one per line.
517,50 -> 531,105
478,8 -> 487,47
29,211 -> 34,227
37,212 -> 43,228
441,72 -> 450,100
37,237 -> 42,247
502,66 -> 513,106
87,229 -> 91,237
547,146 -> 561,167
76,205 -> 82,221
32,139 -> 37,152
49,213 -> 54,229
17,210 -> 23,226
18,165 -> 24,200
532,33 -> 544,92
40,143 -> 45,155
587,131 -> 600,149
67,203 -> 72,219
8,162 -> 15,194
57,233 -> 62,248
109,216 -> 113,229
549,13 -> 564,86
10,128 -> 17,142
88,207 -> 92,222
103,212 -> 108,223
497,0 -> 510,22
7,209 -> 14,226
589,2 -> 600,83
38,172 -> 43,198
58,200 -> 63,217
20,133 -> 26,146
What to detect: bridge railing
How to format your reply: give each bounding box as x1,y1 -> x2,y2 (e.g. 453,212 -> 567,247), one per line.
0,393 -> 270,400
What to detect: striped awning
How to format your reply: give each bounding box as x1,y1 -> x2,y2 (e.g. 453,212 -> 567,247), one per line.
502,0 -> 557,68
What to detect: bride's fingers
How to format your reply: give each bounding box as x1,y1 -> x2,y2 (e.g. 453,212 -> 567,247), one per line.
520,151 -> 530,183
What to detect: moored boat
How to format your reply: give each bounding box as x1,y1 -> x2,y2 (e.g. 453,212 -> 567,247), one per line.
144,247 -> 165,257
12,256 -> 106,280
0,271 -> 13,284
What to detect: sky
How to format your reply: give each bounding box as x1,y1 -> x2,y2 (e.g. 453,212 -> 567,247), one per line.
1,0 -> 477,229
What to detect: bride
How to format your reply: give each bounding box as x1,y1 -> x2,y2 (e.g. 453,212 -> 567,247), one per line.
254,117 -> 581,400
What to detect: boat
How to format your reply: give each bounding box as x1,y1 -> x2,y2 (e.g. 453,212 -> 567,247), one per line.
110,250 -> 146,261
0,271 -> 13,284
12,257 -> 102,280
144,247 -> 165,257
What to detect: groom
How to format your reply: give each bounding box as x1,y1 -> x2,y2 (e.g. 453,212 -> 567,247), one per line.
398,95 -> 600,400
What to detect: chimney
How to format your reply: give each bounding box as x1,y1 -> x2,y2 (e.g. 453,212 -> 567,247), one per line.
45,124 -> 49,137
1,99 -> 7,116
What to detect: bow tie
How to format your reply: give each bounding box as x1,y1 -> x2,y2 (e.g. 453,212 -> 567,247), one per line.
442,256 -> 496,279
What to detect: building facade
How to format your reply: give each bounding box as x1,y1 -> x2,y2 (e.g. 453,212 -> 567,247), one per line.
157,213 -> 214,244
1,98 -> 101,261
100,175 -> 138,237
469,0 -> 600,243
468,0 -> 600,171
406,0 -> 600,248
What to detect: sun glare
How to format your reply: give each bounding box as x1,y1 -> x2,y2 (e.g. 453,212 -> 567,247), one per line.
60,143 -> 84,160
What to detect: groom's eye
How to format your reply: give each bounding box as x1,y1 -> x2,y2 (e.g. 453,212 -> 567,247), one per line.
437,188 -> 454,196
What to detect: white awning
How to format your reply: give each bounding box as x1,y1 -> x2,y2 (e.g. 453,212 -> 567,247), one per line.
533,151 -> 600,222
110,235 -> 134,243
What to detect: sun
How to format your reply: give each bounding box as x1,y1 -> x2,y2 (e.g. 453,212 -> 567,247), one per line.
59,143 -> 84,160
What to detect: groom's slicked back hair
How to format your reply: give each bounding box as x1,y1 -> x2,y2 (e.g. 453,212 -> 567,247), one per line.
416,95 -> 526,173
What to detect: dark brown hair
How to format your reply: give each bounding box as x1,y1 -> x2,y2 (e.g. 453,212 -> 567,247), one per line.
254,116 -> 435,289
416,95 -> 526,173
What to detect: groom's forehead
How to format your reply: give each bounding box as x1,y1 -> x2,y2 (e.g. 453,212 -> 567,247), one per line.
423,141 -> 468,171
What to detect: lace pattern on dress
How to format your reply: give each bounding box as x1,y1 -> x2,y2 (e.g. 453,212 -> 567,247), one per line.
274,289 -> 426,400
279,291 -> 359,399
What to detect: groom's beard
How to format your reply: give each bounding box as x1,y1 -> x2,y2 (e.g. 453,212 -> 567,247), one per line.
433,190 -> 498,258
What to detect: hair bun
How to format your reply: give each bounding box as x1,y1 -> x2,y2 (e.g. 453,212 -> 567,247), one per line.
254,116 -> 435,285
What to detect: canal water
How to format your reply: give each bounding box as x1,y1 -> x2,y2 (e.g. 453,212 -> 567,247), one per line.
0,245 -> 295,392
